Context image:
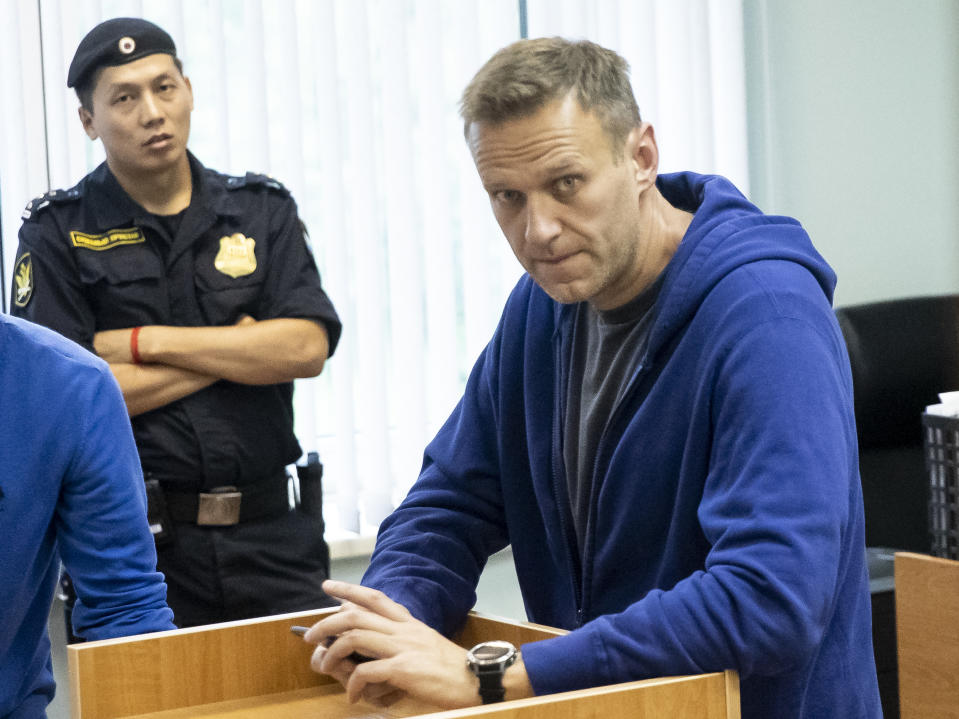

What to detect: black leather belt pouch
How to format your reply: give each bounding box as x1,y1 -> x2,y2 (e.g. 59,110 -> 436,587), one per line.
297,455 -> 325,523
145,479 -> 175,548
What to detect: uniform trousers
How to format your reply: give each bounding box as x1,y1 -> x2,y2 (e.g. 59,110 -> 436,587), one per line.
157,506 -> 335,627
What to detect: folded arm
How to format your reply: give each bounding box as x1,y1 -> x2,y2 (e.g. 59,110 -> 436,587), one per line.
138,317 -> 329,383
93,318 -> 329,396
105,362 -> 219,417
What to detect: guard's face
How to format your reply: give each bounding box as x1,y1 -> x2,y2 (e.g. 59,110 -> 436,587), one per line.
469,94 -> 652,310
79,53 -> 193,179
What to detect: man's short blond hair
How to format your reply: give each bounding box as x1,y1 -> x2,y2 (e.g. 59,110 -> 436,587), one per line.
459,37 -> 642,155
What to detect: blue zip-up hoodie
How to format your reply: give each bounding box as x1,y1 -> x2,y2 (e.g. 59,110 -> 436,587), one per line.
364,172 -> 881,717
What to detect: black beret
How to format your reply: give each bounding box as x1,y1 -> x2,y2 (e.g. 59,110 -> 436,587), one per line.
67,17 -> 176,89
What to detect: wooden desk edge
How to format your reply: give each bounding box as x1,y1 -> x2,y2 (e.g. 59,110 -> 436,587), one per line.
67,607 -> 340,652
67,609 -> 565,654
67,610 -> 739,719
373,670 -> 741,719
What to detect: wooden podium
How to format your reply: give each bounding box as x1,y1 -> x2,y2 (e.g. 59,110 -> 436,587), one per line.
895,552 -> 959,718
68,609 -> 740,718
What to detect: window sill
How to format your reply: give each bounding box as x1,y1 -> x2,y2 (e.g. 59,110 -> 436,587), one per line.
327,530 -> 377,560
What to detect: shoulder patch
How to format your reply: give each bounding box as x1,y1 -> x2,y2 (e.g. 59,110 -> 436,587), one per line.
225,172 -> 289,195
70,227 -> 146,251
13,253 -> 34,308
21,187 -> 82,222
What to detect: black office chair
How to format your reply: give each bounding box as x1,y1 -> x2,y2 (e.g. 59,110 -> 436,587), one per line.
836,293 -> 959,719
836,294 -> 959,552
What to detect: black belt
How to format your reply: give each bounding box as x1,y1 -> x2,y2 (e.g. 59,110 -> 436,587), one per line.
161,474 -> 290,526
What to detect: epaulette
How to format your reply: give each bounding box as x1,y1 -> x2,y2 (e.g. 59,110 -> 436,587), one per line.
224,172 -> 289,195
21,187 -> 82,222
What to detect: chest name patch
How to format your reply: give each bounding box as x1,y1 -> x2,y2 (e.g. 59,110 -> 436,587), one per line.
70,227 -> 146,251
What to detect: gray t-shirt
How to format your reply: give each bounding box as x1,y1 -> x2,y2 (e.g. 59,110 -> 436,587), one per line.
563,276 -> 663,552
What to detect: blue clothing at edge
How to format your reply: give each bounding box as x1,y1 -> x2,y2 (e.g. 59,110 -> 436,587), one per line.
363,172 -> 881,717
0,313 -> 175,717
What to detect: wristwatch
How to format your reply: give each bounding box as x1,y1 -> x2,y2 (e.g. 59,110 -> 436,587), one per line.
466,640 -> 518,704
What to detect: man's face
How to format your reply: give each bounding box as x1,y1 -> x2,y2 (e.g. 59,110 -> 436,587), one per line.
469,94 -> 650,310
79,53 -> 193,178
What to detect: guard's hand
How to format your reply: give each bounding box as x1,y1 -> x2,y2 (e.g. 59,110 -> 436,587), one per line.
93,327 -> 138,364
301,580 -> 481,709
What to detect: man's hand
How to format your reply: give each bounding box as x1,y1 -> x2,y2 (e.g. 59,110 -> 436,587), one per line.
93,327 -> 136,364
302,580 -> 484,709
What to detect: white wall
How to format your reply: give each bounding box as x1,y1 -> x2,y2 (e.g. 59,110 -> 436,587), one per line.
743,0 -> 959,307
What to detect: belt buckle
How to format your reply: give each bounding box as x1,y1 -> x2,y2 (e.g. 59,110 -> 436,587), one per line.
197,486 -> 242,526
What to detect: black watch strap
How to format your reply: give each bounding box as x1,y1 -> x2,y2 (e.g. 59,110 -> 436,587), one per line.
477,671 -> 507,704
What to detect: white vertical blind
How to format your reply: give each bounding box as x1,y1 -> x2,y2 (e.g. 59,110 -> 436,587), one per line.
1,1 -> 46,301
0,0 -> 747,542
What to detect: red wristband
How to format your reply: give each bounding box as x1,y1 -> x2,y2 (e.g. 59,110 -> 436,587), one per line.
130,326 -> 143,365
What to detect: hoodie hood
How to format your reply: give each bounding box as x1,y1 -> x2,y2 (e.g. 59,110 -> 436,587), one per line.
647,172 -> 836,360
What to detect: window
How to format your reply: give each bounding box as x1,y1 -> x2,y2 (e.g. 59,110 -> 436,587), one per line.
0,0 -> 747,545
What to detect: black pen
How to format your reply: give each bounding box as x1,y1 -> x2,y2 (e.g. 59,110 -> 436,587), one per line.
290,625 -> 374,663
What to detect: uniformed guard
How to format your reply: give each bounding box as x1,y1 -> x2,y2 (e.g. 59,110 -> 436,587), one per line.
11,17 -> 342,629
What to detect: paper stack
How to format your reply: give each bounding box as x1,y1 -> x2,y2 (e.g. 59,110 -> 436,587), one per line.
925,391 -> 959,417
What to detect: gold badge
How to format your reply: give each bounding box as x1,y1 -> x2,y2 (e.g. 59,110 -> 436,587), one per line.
14,253 -> 33,308
70,227 -> 145,251
214,233 -> 257,278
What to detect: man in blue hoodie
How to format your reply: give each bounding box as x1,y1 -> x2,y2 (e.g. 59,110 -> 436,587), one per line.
304,38 -> 882,717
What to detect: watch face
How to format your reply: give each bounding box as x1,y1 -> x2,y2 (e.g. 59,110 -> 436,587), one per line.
468,641 -> 517,667
474,645 -> 510,661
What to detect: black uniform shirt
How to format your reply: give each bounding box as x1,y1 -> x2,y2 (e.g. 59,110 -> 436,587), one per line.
12,153 -> 342,490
